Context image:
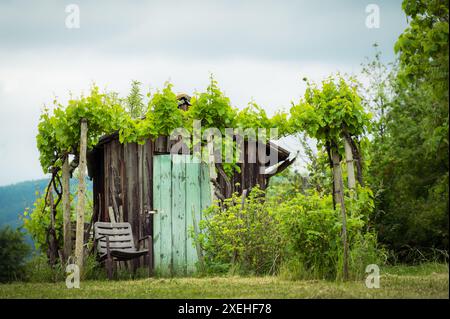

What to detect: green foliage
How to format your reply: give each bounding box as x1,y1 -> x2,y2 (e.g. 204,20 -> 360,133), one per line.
195,183 -> 385,280
36,110 -> 59,174
236,101 -> 271,130
36,75 -> 293,188
120,82 -> 184,144
187,75 -> 237,131
275,190 -> 338,279
270,110 -> 292,137
21,187 -> 92,252
23,253 -> 105,283
275,186 -> 385,280
147,82 -> 183,136
290,75 -> 371,149
21,190 -> 64,252
395,0 -> 449,101
365,0 -> 449,261
266,168 -> 309,200
0,226 -> 31,282
36,86 -> 128,173
126,80 -> 146,119
24,254 -> 65,282
197,186 -> 283,275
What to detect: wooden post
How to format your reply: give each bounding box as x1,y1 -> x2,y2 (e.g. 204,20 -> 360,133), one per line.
75,119 -> 88,271
62,155 -> 72,261
331,147 -> 349,280
47,184 -> 58,267
344,137 -> 356,191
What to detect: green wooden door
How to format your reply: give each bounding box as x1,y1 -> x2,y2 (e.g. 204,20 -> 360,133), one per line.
153,155 -> 211,276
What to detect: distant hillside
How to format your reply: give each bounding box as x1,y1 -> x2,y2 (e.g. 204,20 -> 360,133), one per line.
0,179 -> 49,228
0,178 -> 93,229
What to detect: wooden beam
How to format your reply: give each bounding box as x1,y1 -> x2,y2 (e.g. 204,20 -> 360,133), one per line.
75,118 -> 88,271
62,155 -> 72,261
331,147 -> 349,280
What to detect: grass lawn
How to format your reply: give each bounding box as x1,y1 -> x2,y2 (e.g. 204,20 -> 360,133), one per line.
0,263 -> 448,299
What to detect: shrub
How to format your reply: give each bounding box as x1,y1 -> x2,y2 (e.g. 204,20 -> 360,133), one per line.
22,187 -> 91,253
147,82 -> 183,136
195,184 -> 386,280
22,191 -> 64,252
275,191 -> 340,279
24,253 -> 106,283
275,187 -> 387,280
24,254 -> 65,283
196,186 -> 283,275
0,226 -> 31,282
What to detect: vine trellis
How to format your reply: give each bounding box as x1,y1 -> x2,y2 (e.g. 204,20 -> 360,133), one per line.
34,75 -> 371,279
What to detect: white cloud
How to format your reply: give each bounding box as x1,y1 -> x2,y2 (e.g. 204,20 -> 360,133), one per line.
0,0 -> 407,185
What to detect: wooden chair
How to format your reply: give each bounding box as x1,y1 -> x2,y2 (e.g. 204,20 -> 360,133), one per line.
93,222 -> 153,279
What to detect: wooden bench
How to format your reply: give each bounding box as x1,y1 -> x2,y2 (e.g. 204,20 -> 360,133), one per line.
94,222 -> 152,279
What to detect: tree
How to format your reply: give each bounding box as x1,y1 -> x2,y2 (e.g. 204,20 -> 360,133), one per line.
367,0 -> 449,259
290,75 -> 371,279
0,226 -> 30,282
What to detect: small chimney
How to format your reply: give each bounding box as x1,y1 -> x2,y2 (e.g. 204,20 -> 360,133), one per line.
176,93 -> 191,111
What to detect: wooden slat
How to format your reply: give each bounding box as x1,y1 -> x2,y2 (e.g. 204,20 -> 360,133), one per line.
145,140 -> 153,238
185,155 -> 201,274
95,228 -> 132,236
99,241 -> 134,248
95,222 -> 131,228
171,155 -> 186,275
131,143 -> 140,250
152,155 -> 161,273
135,144 -> 143,266
200,161 -> 211,219
108,250 -> 148,260
98,239 -> 134,248
104,144 -> 110,221
198,160 -> 211,271
119,144 -> 125,223
97,232 -> 133,239
159,155 -> 173,276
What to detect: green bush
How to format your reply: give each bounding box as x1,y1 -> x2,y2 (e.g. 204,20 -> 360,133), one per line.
21,187 -> 91,253
275,191 -> 339,279
24,254 -> 65,283
275,187 -> 386,280
22,191 -> 64,252
195,184 -> 386,280
196,186 -> 283,275
24,253 -> 106,283
0,226 -> 31,282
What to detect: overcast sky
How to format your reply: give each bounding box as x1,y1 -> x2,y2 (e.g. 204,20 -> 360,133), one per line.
0,0 -> 407,186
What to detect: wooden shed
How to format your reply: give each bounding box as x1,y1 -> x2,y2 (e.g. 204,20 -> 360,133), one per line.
86,96 -> 294,275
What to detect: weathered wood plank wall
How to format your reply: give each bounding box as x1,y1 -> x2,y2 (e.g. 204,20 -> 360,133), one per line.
91,137 -> 158,268
217,141 -> 269,196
